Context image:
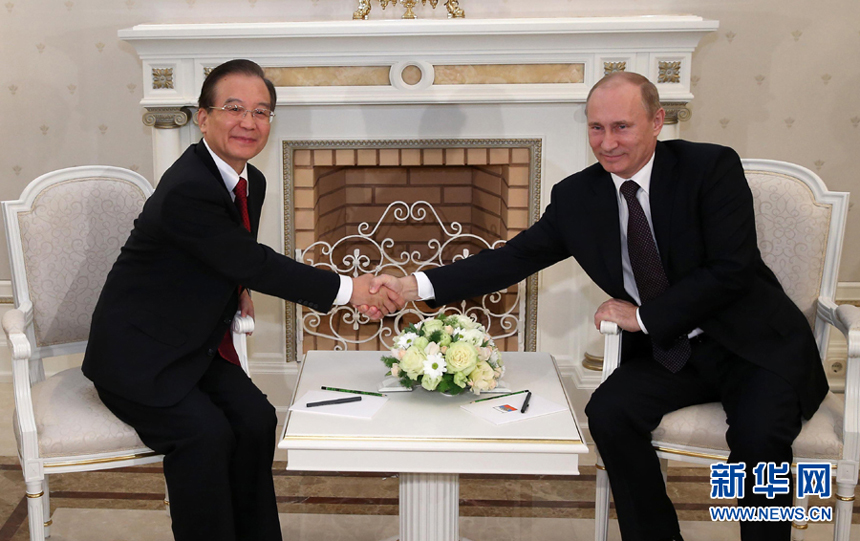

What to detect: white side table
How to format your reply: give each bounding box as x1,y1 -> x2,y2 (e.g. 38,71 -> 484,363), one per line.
279,351 -> 587,541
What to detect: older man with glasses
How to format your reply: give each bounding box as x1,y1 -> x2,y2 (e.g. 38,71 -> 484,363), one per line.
83,59 -> 402,541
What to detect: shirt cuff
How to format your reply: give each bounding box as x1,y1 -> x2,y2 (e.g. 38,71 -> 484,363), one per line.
636,308 -> 649,334
333,275 -> 353,306
413,272 -> 436,301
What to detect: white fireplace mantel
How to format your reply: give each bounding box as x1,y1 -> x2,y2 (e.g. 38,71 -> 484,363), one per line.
123,16 -> 718,108
120,16 -> 718,382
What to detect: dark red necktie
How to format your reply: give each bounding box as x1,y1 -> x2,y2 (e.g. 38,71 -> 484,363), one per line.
217,178 -> 250,366
619,180 -> 690,373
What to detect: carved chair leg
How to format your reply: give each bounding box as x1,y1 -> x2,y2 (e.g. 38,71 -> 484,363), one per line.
834,481 -> 855,541
26,480 -> 46,541
790,493 -> 808,541
41,478 -> 51,538
594,455 -> 611,541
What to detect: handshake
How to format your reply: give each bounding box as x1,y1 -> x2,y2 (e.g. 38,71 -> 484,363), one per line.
348,274 -> 420,320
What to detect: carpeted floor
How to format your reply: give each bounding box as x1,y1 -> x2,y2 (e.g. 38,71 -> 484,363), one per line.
0,455 -> 848,540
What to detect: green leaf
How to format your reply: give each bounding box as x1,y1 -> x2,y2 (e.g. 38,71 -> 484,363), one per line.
428,329 -> 444,343
381,355 -> 398,368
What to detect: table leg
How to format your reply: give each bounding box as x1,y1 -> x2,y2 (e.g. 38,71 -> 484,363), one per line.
399,472 -> 460,541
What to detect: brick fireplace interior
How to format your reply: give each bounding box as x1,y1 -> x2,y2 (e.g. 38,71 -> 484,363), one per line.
289,144 -> 536,355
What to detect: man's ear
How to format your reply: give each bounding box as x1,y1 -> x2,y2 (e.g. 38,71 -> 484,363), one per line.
197,107 -> 209,135
653,107 -> 665,135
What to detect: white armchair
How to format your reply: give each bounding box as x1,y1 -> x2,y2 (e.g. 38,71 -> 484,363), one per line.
594,160 -> 855,541
2,166 -> 253,541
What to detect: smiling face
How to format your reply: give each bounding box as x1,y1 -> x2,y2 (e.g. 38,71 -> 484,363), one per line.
586,80 -> 664,180
197,73 -> 272,174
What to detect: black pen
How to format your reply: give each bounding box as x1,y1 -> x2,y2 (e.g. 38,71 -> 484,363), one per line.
306,396 -> 362,408
520,391 -> 532,414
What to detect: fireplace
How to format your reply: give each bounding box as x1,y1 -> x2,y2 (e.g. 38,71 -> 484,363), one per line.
121,16 -> 718,381
284,139 -> 542,361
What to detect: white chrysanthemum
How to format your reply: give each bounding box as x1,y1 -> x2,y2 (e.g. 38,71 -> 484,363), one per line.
395,332 -> 419,350
422,353 -> 447,379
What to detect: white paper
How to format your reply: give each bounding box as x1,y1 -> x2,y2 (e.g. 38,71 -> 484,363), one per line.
290,390 -> 388,419
460,393 -> 567,425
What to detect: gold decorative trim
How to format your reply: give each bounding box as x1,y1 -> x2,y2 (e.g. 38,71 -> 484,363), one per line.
603,62 -> 627,75
662,102 -> 692,125
792,522 -> 809,530
582,352 -> 604,372
595,463 -> 606,471
352,0 -> 464,20
44,519 -> 53,527
283,434 -> 582,446
44,450 -> 160,468
164,499 -> 170,506
658,61 -> 682,84
151,68 -> 174,90
282,138 -> 542,362
26,491 -> 44,498
0,297 -> 14,305
434,64 -> 584,85
142,107 -> 192,130
264,66 -> 390,87
653,446 -> 728,461
836,494 -> 855,502
203,66 -> 213,78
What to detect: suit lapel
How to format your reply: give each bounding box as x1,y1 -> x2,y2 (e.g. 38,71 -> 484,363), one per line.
588,171 -> 627,298
194,140 -> 245,226
648,142 -> 679,270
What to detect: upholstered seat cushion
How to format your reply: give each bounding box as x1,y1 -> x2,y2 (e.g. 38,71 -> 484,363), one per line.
652,391 -> 843,460
14,368 -> 151,458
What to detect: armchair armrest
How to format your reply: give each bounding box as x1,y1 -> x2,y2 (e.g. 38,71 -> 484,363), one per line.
836,304 -> 860,359
2,307 -> 32,361
599,321 -> 621,382
232,314 -> 255,335
818,297 -> 860,358
231,312 -> 254,376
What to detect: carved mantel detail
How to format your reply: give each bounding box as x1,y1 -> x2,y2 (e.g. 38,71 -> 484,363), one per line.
142,107 -> 192,129
662,102 -> 692,125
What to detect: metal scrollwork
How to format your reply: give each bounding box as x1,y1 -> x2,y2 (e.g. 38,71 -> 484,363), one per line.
295,200 -> 525,361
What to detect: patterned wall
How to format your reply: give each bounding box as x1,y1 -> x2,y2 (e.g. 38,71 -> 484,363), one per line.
1,0 -> 858,281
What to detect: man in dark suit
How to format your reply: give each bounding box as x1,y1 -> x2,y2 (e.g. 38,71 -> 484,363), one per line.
83,59 -> 399,541
367,72 -> 827,540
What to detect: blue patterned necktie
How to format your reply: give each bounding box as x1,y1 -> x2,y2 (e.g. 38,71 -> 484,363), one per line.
620,180 -> 690,373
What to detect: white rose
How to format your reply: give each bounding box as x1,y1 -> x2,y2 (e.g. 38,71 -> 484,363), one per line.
424,342 -> 441,356
468,361 -> 496,395
445,341 -> 479,376
399,346 -> 427,379
477,347 -> 492,362
459,328 -> 485,347
421,318 -> 445,335
421,375 -> 442,391
454,315 -> 478,330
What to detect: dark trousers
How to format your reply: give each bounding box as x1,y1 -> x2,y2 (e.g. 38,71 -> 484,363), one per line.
586,335 -> 803,541
97,358 -> 282,541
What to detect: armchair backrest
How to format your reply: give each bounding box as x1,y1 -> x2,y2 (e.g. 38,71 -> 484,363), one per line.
743,159 -> 849,357
2,166 -> 152,353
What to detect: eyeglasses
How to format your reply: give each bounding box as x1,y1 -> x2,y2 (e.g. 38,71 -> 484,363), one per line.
209,103 -> 275,124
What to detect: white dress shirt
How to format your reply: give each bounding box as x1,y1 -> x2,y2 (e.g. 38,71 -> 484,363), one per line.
202,139 -> 352,305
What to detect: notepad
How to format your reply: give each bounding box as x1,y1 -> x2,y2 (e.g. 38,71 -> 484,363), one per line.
460,393 -> 567,425
290,390 -> 388,419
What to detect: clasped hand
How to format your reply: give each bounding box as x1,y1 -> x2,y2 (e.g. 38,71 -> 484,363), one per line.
350,274 -> 409,320
351,274 -> 419,320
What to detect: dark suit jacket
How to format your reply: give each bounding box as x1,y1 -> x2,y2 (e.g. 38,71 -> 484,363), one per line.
83,141 -> 340,407
425,140 -> 827,419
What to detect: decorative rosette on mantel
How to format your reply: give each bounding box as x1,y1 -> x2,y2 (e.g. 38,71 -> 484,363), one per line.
381,315 -> 506,395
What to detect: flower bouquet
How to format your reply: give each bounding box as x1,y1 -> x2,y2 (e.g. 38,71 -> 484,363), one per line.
381,315 -> 505,395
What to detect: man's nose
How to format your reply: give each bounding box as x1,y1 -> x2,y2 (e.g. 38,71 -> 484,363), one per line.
240,111 -> 257,129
